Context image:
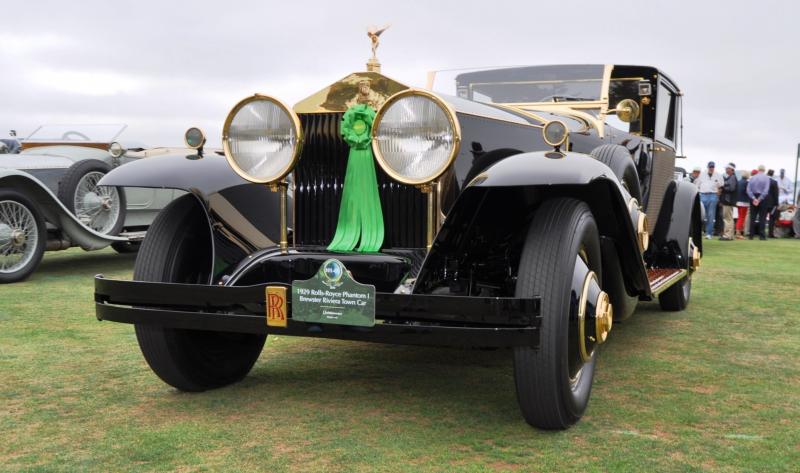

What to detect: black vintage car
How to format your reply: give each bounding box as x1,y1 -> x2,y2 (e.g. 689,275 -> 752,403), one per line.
94,49 -> 702,429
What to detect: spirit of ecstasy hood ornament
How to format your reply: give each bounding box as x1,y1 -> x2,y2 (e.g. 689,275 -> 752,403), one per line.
366,24 -> 390,72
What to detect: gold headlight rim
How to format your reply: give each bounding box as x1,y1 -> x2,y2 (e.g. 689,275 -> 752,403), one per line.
542,120 -> 569,148
222,94 -> 304,184
184,127 -> 206,150
372,88 -> 462,186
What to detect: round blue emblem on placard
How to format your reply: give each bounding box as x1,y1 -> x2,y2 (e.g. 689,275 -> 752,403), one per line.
321,259 -> 344,288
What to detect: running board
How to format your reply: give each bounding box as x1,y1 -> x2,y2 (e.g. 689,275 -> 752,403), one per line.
648,268 -> 688,296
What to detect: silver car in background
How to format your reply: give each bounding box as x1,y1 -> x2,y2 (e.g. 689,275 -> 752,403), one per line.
0,124 -> 189,283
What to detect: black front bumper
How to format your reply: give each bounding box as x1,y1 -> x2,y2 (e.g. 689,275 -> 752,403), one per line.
94,276 -> 541,348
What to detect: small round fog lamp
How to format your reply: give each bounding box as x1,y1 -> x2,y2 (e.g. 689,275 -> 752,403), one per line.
543,121 -> 568,148
185,127 -> 206,149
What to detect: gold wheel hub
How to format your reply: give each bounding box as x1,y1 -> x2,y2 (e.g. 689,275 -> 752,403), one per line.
637,212 -> 649,252
577,273 -> 614,362
595,291 -> 613,343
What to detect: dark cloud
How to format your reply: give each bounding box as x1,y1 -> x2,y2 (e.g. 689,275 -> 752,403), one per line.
1,0 -> 798,171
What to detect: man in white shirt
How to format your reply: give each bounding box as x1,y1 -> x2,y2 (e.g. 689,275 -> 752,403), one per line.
777,169 -> 793,205
695,161 -> 724,239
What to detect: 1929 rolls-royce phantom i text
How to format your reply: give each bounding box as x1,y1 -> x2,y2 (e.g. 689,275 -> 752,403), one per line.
94,38 -> 701,429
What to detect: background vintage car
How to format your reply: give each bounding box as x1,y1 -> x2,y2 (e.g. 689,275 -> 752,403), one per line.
0,124 -> 184,283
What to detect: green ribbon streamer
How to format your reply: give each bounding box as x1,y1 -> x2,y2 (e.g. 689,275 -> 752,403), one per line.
327,104 -> 385,253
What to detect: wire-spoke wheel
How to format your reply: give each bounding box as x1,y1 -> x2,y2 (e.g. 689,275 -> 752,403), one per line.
74,171 -> 121,233
57,160 -> 126,236
0,191 -> 46,283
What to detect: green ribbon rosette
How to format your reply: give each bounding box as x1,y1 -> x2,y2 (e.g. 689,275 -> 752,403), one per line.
327,104 -> 385,252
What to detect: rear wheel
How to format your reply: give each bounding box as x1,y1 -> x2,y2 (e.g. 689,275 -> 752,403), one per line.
658,276 -> 691,311
513,198 -> 605,429
658,234 -> 697,311
133,195 -> 266,391
0,190 -> 46,283
58,160 -> 126,235
658,207 -> 699,311
590,144 -> 642,203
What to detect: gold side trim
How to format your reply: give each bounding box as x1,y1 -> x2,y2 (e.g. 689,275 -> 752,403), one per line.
650,269 -> 689,296
456,110 -> 543,128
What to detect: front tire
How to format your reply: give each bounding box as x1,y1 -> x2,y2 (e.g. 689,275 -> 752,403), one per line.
0,190 -> 46,283
513,198 -> 602,429
133,195 -> 266,391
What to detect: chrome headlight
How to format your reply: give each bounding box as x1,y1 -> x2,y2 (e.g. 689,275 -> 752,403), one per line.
222,94 -> 303,184
372,89 -> 460,186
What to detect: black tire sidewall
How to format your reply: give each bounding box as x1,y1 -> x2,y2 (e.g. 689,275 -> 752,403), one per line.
133,195 -> 266,391
0,190 -> 47,283
659,269 -> 691,311
514,198 -> 602,428
57,159 -> 126,236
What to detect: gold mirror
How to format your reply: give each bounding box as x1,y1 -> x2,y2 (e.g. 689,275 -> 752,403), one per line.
615,99 -> 641,123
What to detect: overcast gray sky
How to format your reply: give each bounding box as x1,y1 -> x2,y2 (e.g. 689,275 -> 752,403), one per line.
1,0 -> 798,175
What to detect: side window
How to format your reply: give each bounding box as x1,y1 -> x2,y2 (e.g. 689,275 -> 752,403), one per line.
655,83 -> 677,144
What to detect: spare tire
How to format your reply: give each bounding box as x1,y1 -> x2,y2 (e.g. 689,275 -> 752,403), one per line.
57,159 -> 126,236
590,144 -> 642,204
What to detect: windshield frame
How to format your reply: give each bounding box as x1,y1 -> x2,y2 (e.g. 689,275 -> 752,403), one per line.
24,124 -> 128,144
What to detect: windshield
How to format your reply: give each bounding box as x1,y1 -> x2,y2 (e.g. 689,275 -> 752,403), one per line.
448,65 -> 606,104
25,124 -> 127,143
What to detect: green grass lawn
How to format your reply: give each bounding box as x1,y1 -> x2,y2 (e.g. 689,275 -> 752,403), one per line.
1,240 -> 799,472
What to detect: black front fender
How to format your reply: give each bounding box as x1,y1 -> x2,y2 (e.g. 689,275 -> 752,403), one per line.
417,151 -> 651,296
98,152 -> 248,196
99,152 -> 286,281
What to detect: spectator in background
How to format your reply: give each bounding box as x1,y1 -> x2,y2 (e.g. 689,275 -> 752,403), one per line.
747,165 -> 771,240
766,169 -> 780,238
696,161 -> 724,239
777,169 -> 793,205
794,189 -> 800,239
735,170 -> 751,239
689,166 -> 701,184
719,163 -> 738,240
